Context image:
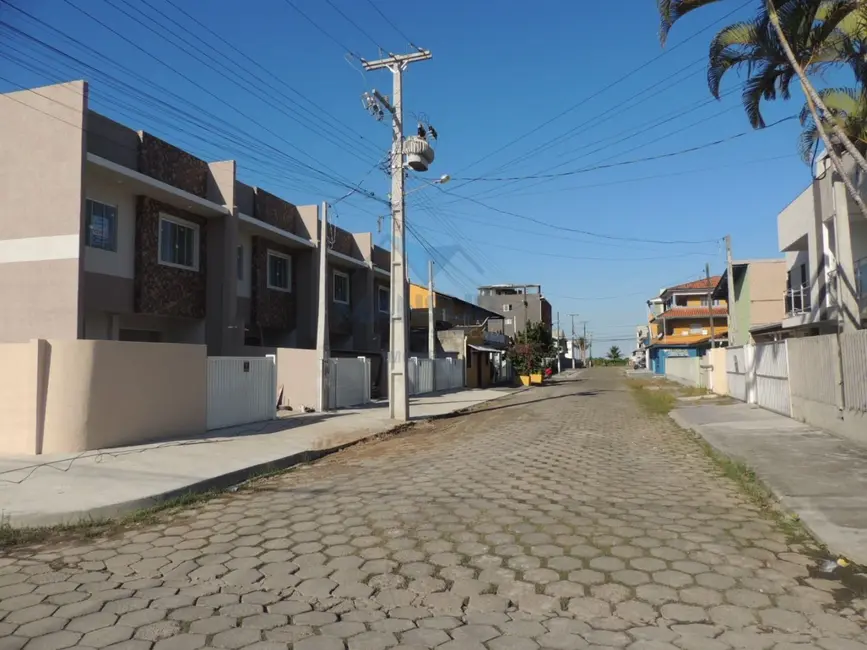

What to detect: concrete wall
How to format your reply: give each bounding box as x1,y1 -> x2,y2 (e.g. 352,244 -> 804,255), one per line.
276,347 -> 319,411
665,356 -> 703,387
0,340 -> 207,455
0,82 -> 88,343
707,348 -> 728,395
748,261 -> 787,330
777,185 -> 813,251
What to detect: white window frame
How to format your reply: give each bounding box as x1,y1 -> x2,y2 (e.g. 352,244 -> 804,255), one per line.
266,250 -> 292,292
158,213 -> 200,271
378,285 -> 390,313
503,304 -> 513,312
84,198 -> 118,252
333,269 -> 350,305
236,245 -> 244,281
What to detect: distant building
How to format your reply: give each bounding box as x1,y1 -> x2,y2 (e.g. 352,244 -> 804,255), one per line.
477,284 -> 553,338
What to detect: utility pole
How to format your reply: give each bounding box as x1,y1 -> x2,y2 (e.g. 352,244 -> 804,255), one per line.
555,312 -> 561,374
582,321 -> 588,365
706,262 -> 716,348
725,234 -> 737,346
315,202 -> 330,411
569,313 -> 579,369
362,49 -> 432,422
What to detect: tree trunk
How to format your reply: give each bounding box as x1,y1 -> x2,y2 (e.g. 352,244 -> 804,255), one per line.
766,0 -> 867,216
803,88 -> 867,218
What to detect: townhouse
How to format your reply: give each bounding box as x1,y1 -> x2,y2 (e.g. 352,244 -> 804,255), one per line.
775,154 -> 867,336
477,283 -> 553,337
645,277 -> 728,374
0,81 -> 391,362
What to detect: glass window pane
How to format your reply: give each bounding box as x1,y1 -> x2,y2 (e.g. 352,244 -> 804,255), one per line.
183,226 -> 194,268
237,246 -> 243,280
160,220 -> 174,263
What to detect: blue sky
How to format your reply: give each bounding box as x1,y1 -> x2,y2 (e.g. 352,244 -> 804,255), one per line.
0,0 -> 830,352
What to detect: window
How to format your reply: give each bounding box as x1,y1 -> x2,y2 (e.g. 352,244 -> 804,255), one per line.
333,270 -> 350,304
505,318 -> 513,325
85,199 -> 117,252
158,215 -> 199,270
503,304 -> 513,312
378,285 -> 389,313
699,297 -> 722,307
800,263 -> 807,286
236,245 -> 244,281
689,323 -> 704,334
267,251 -> 291,291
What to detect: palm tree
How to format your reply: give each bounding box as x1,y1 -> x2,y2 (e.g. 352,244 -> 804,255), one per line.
607,345 -> 622,361
798,87 -> 867,161
658,0 -> 867,216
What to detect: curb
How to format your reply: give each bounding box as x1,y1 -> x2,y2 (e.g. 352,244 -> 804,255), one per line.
670,410 -> 867,567
5,388 -> 524,529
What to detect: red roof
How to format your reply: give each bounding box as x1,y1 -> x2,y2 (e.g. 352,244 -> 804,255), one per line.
666,276 -> 722,292
654,306 -> 728,320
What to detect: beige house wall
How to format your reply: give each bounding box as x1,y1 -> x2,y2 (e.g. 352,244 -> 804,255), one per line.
83,167 -> 137,279
748,261 -> 787,329
0,81 -> 88,342
708,348 -> 728,396
276,347 -> 319,411
0,340 -> 207,455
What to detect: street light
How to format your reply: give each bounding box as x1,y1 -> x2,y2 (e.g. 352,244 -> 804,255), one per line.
404,174 -> 451,197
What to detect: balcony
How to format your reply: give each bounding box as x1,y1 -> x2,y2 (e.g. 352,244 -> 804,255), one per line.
785,284 -> 811,317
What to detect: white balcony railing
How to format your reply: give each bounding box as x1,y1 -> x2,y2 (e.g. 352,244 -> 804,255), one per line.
785,283 -> 811,317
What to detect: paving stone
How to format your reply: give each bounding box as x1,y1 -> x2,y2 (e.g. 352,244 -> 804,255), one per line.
79,626 -> 135,648
20,631 -> 81,650
294,638 -> 346,650
133,621 -> 182,642
152,634 -> 207,650
212,627 -> 264,649
346,630 -> 399,649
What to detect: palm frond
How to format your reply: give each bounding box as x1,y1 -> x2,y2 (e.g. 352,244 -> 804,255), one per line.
659,0 -> 725,45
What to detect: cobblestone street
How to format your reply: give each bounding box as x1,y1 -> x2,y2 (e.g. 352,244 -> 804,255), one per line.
1,369 -> 865,650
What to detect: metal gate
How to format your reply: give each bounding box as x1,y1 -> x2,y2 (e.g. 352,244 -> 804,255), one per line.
207,356 -> 276,430
328,357 -> 371,408
726,346 -> 747,402
754,341 -> 791,416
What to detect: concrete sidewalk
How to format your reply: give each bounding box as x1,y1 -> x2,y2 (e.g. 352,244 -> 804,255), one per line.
672,402 -> 867,566
0,386 -> 519,528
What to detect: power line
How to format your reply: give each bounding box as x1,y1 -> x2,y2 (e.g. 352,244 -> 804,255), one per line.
322,0 -> 387,52
435,187 -> 720,245
451,0 -> 752,179
451,115 -> 797,183
281,0 -> 362,58
362,0 -> 418,48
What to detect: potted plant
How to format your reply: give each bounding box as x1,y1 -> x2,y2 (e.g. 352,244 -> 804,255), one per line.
507,322 -> 554,386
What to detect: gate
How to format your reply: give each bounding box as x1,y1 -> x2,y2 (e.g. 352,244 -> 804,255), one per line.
207,356 -> 276,430
408,358 -> 435,395
754,341 -> 791,416
328,357 -> 371,408
726,346 -> 747,402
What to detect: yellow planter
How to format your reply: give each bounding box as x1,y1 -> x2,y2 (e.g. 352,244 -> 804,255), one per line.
519,375 -> 531,386
530,373 -> 543,384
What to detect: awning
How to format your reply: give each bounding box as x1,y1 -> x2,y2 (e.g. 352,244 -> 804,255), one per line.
468,344 -> 504,353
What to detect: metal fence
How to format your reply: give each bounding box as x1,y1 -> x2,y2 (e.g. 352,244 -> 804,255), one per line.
207,356 -> 276,430
328,357 -> 371,408
408,357 -> 465,395
408,358 -> 435,395
841,330 -> 867,412
726,346 -> 748,402
754,340 -> 791,416
787,335 -> 839,408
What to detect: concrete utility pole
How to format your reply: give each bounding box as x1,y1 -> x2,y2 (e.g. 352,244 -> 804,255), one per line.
363,49 -> 432,421
315,201 -> 330,411
428,260 -> 436,358
582,321 -> 588,365
706,262 -> 716,348
569,313 -> 579,369
555,312 -> 561,373
725,235 -> 737,345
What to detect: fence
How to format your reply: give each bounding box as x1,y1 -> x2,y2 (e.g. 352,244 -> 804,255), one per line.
753,340 -> 791,416
408,358 -> 435,395
408,357 -> 465,395
725,346 -> 748,402
435,358 -> 464,391
664,356 -> 704,388
718,331 -> 867,447
328,357 -> 372,408
207,356 -> 277,430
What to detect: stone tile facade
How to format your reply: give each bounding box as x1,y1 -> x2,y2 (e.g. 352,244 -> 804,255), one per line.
253,188 -> 299,235
251,237 -> 296,330
134,197 -> 207,319
138,132 -> 208,198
